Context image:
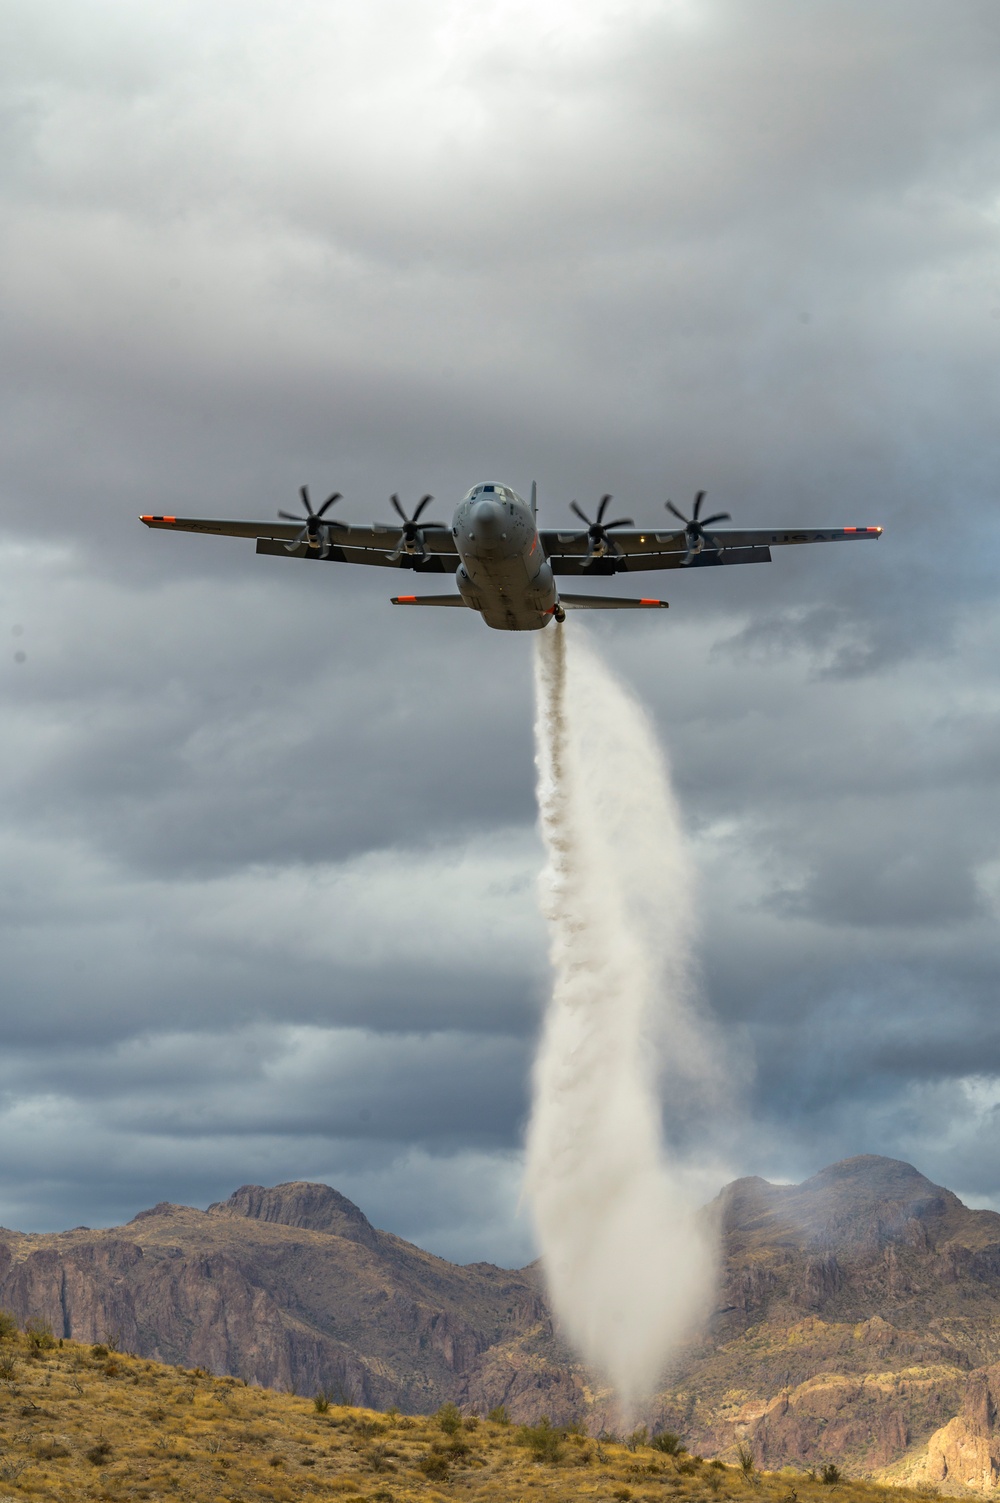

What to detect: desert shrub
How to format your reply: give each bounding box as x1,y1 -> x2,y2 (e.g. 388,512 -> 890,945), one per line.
0,1310 -> 18,1340
0,1355 -> 16,1382
25,1319 -> 55,1351
820,1463 -> 842,1485
613,1490 -> 633,1501
366,1444 -> 393,1472
419,1452 -> 450,1480
86,1437 -> 113,1466
463,1414 -> 479,1431
35,1440 -> 70,1460
736,1439 -> 756,1480
488,1403 -> 510,1426
652,1429 -> 686,1455
91,1344 -> 109,1359
314,1391 -> 330,1414
437,1401 -> 463,1435
710,1458 -> 726,1469
626,1425 -> 649,1451
355,1417 -> 385,1438
267,1452 -> 284,1468
517,1416 -> 564,1464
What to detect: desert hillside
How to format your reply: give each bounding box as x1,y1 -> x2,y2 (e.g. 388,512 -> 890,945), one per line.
0,1322 -> 953,1503
3,1156 -> 1000,1485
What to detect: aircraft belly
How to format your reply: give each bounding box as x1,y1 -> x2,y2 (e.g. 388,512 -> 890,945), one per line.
459,547 -> 554,632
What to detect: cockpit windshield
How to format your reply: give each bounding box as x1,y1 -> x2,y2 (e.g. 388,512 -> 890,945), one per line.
464,483 -> 523,504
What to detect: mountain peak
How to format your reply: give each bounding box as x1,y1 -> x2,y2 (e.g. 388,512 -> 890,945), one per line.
207,1182 -> 378,1244
719,1154 -> 969,1255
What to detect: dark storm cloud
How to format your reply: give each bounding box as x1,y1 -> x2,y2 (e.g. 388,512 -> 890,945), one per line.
2,0 -> 1000,1256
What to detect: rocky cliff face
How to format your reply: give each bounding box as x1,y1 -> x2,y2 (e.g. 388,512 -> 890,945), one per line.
0,1182 -> 558,1418
5,1157 -> 1000,1486
653,1156 -> 1000,1489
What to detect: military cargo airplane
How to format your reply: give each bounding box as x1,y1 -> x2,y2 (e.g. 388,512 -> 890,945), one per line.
141,483 -> 881,633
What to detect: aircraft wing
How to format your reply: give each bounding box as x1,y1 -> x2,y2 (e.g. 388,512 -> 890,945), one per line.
139,515 -> 460,573
540,525 -> 881,576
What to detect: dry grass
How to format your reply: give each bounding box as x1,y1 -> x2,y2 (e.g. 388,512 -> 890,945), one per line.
0,1328 -> 947,1503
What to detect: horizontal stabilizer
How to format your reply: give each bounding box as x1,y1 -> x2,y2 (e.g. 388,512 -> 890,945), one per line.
559,594 -> 668,610
391,593 -> 467,607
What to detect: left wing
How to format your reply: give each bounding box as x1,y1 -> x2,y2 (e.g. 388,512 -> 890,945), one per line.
540,525 -> 881,576
140,515 -> 460,573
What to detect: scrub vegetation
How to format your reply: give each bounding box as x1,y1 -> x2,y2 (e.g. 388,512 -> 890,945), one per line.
0,1319 -> 945,1503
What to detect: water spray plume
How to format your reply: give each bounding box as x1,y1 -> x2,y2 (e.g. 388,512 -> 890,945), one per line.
526,623 -> 718,1414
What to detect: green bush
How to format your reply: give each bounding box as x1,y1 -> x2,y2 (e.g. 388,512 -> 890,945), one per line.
488,1403 -> 510,1426
25,1319 -> 55,1351
419,1452 -> 450,1480
821,1463 -> 842,1485
313,1391 -> 330,1414
517,1417 -> 564,1464
436,1401 -> 462,1435
0,1311 -> 18,1341
652,1429 -> 686,1455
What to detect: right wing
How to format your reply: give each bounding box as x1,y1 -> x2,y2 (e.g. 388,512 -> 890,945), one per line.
140,515 -> 460,573
539,525 -> 881,575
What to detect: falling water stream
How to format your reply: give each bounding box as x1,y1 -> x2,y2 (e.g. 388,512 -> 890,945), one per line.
525,623 -> 717,1413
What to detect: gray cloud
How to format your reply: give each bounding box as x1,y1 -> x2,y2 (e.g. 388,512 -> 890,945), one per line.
2,0 -> 1000,1258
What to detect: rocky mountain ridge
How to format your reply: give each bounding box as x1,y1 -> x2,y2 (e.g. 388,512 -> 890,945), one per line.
3,1156 -> 1000,1488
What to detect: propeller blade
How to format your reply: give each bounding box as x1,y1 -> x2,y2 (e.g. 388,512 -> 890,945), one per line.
665,500 -> 687,525
412,494 -> 435,522
315,492 -> 342,518
692,490 -> 706,521
300,485 -> 313,512
278,510 -> 302,521
602,517 -> 634,530
569,501 -> 591,525
699,512 -> 730,528
390,493 -> 407,522
595,494 -> 613,523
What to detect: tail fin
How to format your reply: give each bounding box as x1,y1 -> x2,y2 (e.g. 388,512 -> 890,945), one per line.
531,480 -> 537,517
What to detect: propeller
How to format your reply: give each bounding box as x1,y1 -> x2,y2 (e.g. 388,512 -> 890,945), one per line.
569,494 -> 634,567
278,486 -> 345,556
665,490 -> 730,564
383,493 -> 446,562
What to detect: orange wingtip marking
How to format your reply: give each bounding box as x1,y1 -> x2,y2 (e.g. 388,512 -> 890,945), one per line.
397,595 -> 417,603
843,526 -> 857,532
140,514 -> 153,521
640,598 -> 661,606
162,515 -> 176,524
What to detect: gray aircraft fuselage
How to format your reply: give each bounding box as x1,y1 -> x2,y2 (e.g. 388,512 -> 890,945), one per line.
453,482 -> 556,631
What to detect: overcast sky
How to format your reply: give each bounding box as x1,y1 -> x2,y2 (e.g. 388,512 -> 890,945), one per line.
3,0 -> 1000,1264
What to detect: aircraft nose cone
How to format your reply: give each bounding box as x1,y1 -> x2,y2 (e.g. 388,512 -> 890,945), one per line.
472,499 -> 504,539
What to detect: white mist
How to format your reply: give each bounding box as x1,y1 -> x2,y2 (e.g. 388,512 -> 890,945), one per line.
525,623 -> 717,1414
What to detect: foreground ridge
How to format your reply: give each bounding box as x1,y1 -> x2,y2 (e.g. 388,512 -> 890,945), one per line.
0,1323 -> 945,1502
